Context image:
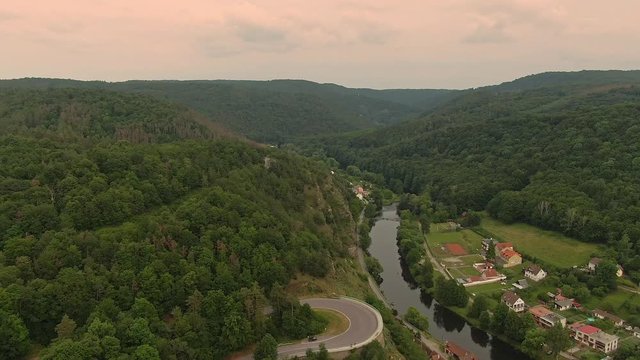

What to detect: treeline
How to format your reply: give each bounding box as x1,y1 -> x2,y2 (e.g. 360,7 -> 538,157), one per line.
0,90 -> 358,359
309,84 -> 640,281
366,295 -> 428,360
396,211 -> 434,291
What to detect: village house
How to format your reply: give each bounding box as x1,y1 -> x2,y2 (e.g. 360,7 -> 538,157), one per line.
495,242 -> 522,267
524,264 -> 547,281
633,327 -> 640,338
592,309 -> 625,327
445,341 -> 478,360
554,297 -> 575,311
529,305 -> 566,328
570,323 -> 619,354
501,291 -> 525,312
588,257 -> 601,272
588,257 -> 624,277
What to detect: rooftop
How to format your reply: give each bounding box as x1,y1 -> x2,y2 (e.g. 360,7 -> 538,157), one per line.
527,264 -> 543,275
501,249 -> 520,259
555,299 -> 574,308
529,305 -> 553,318
593,309 -> 623,323
577,325 -> 601,335
590,257 -> 602,265
446,341 -> 477,360
502,291 -> 522,306
590,331 -> 618,344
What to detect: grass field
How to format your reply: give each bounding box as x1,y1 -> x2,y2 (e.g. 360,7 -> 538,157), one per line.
583,289 -> 640,320
479,217 -> 601,268
316,309 -> 351,336
428,224 -> 485,256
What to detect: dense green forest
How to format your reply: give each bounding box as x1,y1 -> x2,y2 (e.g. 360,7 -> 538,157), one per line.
303,73 -> 640,282
0,78 -> 458,143
0,89 -> 359,359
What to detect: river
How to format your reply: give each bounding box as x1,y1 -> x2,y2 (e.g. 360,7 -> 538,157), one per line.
367,204 -> 529,360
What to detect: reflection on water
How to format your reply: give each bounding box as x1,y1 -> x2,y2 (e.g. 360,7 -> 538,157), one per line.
367,204 -> 530,360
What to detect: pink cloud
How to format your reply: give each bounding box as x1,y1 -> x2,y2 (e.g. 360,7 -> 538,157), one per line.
1,0 -> 639,88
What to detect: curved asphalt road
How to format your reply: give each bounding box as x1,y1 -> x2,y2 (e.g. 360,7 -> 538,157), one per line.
241,297 -> 383,359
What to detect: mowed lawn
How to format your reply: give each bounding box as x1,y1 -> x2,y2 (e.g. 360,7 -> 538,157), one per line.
428,224 -> 485,256
480,217 -> 601,268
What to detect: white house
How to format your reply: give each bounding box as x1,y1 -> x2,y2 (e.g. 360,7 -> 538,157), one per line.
588,257 -> 602,272
524,264 -> 547,282
502,291 -> 525,312
588,257 -> 624,277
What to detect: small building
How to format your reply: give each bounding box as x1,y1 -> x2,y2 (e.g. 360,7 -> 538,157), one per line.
513,279 -> 529,289
588,257 -> 602,272
554,297 -> 574,311
445,341 -> 478,360
592,309 -> 625,327
588,257 -> 623,277
502,291 -> 525,312
524,264 -> 547,281
633,327 -> 640,338
571,324 -> 619,353
498,248 -> 523,267
529,305 -> 566,328
482,268 -> 499,280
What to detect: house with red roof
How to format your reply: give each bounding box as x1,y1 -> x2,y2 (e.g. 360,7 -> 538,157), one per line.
570,323 -> 619,353
494,243 -> 522,268
445,341 -> 478,360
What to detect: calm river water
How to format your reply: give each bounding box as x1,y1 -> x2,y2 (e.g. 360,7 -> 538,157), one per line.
367,204 -> 529,360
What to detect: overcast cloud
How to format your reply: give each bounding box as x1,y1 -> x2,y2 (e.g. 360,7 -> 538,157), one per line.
1,0 -> 639,88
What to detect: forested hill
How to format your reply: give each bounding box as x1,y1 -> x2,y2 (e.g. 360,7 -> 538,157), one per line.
490,70 -> 640,92
0,88 -> 238,143
0,89 -> 360,359
310,82 -> 640,278
0,78 -> 458,143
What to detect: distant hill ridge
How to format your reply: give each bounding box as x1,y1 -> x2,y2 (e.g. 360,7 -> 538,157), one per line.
0,78 -> 458,143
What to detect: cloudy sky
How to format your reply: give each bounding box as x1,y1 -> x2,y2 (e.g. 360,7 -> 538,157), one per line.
1,0 -> 639,88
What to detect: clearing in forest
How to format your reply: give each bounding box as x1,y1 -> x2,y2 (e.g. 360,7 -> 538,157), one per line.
479,217 -> 601,268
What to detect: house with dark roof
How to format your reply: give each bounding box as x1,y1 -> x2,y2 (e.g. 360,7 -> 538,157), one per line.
554,297 -> 575,311
588,257 -> 602,272
524,264 -> 547,281
501,291 -> 525,312
592,309 -> 625,327
588,257 -> 624,277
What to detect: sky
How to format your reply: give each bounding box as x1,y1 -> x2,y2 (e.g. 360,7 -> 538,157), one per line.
1,0 -> 639,89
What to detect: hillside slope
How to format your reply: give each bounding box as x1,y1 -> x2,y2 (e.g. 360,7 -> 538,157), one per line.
0,89 -> 360,359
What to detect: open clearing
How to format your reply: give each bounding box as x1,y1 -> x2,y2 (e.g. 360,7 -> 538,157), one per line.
479,217 -> 601,268
428,224 -> 484,256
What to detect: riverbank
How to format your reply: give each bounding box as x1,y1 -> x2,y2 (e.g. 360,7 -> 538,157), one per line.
368,204 -> 528,360
355,210 -> 448,359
